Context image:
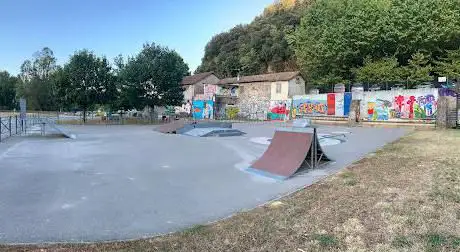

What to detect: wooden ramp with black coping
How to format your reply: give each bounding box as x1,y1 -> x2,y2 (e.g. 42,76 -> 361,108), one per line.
154,119 -> 187,134
247,129 -> 331,180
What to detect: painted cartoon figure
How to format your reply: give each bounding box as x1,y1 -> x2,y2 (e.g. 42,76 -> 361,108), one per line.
206,102 -> 214,119
203,102 -> 209,119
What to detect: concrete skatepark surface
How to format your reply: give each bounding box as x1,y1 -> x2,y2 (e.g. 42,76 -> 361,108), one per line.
0,123 -> 408,243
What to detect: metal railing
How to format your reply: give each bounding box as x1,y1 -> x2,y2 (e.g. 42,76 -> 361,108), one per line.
0,116 -> 23,142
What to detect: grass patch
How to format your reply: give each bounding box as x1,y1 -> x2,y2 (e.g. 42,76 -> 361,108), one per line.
392,235 -> 413,248
340,170 -> 358,186
2,130 -> 460,251
183,224 -> 209,236
425,233 -> 448,249
424,233 -> 460,250
311,233 -> 339,248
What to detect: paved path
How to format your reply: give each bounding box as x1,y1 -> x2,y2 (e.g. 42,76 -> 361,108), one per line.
0,124 -> 408,243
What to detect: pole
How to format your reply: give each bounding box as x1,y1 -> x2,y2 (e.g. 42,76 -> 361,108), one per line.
15,115 -> 18,134
9,116 -> 12,137
0,117 -> 2,142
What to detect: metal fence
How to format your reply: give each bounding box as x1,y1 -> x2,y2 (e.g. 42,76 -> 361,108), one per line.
0,116 -> 23,142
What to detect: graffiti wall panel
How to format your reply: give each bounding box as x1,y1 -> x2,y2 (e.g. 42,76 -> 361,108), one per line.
335,93 -> 345,116
344,93 -> 352,116
192,100 -> 214,119
292,93 -> 352,117
327,94 -> 336,115
362,88 -> 438,121
293,94 -> 328,116
268,100 -> 291,120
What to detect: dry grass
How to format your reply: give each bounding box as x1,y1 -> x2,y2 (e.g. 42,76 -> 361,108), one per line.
1,130 -> 460,251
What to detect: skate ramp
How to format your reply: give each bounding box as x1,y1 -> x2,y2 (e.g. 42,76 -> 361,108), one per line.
176,122 -> 232,135
247,129 -> 331,180
38,118 -> 76,139
155,119 -> 187,134
182,127 -> 245,137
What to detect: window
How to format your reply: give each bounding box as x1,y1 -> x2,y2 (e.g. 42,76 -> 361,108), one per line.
276,83 -> 282,93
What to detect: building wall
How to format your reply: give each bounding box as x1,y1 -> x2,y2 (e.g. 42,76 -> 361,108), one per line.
183,85 -> 195,103
288,77 -> 306,97
270,81 -> 289,100
236,82 -> 271,120
199,75 -> 220,95
184,74 -> 220,103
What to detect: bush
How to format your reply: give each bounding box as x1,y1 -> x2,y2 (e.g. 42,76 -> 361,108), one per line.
226,106 -> 239,120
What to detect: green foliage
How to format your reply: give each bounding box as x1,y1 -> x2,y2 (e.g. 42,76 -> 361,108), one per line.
435,47 -> 460,81
0,71 -> 18,110
196,1 -> 312,77
60,50 -> 116,121
225,106 -> 240,120
293,0 -> 460,85
354,57 -> 402,84
119,43 -> 189,110
403,52 -> 433,86
17,47 -> 60,111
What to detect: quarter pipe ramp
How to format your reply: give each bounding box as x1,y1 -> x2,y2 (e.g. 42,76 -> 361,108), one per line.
247,129 -> 331,180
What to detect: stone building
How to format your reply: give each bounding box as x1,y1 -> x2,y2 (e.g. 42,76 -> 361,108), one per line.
181,72 -> 220,103
215,71 -> 305,119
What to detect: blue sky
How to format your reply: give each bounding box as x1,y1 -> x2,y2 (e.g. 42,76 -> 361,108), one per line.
0,0 -> 273,75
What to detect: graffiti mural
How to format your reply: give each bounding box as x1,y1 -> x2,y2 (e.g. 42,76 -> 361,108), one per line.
292,93 -> 352,117
268,100 -> 291,120
204,84 -> 218,96
192,99 -> 214,119
366,92 -> 438,121
367,99 -> 391,120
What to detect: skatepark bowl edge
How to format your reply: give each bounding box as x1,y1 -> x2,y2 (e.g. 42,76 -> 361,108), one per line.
0,123 -> 409,244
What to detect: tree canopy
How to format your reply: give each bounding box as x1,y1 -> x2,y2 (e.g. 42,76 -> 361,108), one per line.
196,0 -> 460,88
17,47 -> 59,111
292,0 -> 460,85
0,71 -> 18,110
58,50 -> 116,121
119,43 -> 189,110
196,0 -> 312,78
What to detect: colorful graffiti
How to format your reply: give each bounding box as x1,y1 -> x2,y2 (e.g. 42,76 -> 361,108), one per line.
204,84 -> 217,96
292,93 -> 352,117
367,99 -> 391,120
367,94 -> 437,120
192,100 -> 214,119
268,101 -> 291,120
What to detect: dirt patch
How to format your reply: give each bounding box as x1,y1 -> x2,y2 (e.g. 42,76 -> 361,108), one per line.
2,130 -> 460,251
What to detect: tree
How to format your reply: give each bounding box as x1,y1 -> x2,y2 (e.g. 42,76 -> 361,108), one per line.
0,71 -> 18,110
292,0 -> 460,85
120,43 -> 189,111
61,50 -> 116,122
353,57 -> 402,87
403,52 -> 433,87
20,47 -> 57,80
435,47 -> 460,82
17,47 -> 59,110
196,0 -> 312,77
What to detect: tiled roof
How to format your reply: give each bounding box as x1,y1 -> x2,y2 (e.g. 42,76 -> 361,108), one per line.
218,71 -> 301,85
181,72 -> 215,85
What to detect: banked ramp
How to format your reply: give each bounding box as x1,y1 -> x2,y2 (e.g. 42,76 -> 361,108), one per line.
247,129 -> 331,180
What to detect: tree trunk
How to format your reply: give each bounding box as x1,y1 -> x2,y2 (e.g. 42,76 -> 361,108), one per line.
83,107 -> 87,123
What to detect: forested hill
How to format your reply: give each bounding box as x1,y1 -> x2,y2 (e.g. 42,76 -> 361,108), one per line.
197,0 -> 460,90
195,0 -> 312,78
